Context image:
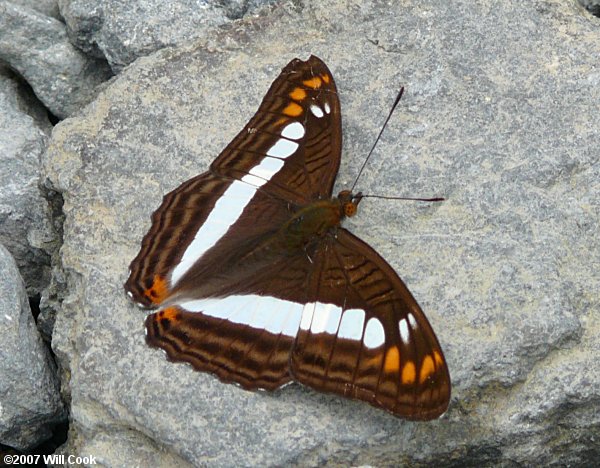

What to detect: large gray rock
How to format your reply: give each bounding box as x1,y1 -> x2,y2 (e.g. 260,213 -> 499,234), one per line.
58,0 -> 278,73
0,1 -> 112,119
0,244 -> 65,451
0,67 -> 52,298
42,0 -> 599,465
580,0 -> 600,16
10,0 -> 60,19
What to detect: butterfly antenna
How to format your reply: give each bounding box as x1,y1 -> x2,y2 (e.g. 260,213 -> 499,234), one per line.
350,87 -> 405,193
360,194 -> 445,202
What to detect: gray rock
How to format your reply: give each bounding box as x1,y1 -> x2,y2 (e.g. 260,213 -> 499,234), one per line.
0,1 -> 112,119
10,0 -> 60,19
0,244 -> 65,451
58,0 -> 278,73
580,0 -> 600,16
0,66 -> 52,298
41,0 -> 599,465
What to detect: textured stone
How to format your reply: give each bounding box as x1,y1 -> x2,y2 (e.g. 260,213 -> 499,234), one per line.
0,1 -> 112,119
10,0 -> 60,19
41,0 -> 599,465
0,244 -> 65,451
58,0 -> 278,72
0,66 -> 52,298
580,0 -> 600,16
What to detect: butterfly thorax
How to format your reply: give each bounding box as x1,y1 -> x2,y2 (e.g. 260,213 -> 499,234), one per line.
277,190 -> 362,253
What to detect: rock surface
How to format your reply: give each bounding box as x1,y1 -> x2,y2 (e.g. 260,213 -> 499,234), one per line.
580,0 -> 600,16
0,66 -> 52,298
0,244 -> 65,451
58,0 -> 278,72
0,1 -> 112,119
11,0 -> 60,19
34,0 -> 600,466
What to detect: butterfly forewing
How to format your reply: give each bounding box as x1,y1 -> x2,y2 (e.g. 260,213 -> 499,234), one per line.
210,57 -> 341,204
125,55 -> 451,420
125,173 -> 232,308
125,55 -> 341,308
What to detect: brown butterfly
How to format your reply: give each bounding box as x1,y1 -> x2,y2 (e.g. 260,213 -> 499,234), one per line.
125,55 -> 450,420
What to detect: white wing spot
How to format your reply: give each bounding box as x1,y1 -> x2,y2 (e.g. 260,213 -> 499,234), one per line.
310,104 -> 324,118
274,300 -> 304,336
180,295 -> 303,337
337,308 -> 365,341
300,302 -> 315,330
267,138 -> 298,158
171,136 -> 294,286
171,180 -> 256,285
281,122 -> 305,140
245,157 -> 284,185
364,317 -> 385,349
324,102 -> 331,114
310,303 -> 342,334
399,318 -> 410,344
407,312 -> 418,330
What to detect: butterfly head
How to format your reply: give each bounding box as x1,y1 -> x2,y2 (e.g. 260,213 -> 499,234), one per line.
337,190 -> 363,218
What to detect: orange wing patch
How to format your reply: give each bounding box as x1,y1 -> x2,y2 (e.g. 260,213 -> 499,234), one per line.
434,350 -> 444,367
321,73 -> 330,84
303,76 -> 322,89
402,361 -> 416,384
384,346 -> 400,373
283,102 -> 303,117
289,87 -> 307,101
151,307 -> 181,332
143,275 -> 169,305
159,307 -> 180,322
419,355 -> 435,384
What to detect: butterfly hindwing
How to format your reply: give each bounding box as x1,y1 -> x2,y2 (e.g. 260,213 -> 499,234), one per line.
144,251 -> 315,389
290,229 -> 450,420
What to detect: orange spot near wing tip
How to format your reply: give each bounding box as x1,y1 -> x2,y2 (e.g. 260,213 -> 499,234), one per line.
402,361 -> 416,384
321,73 -> 330,84
434,350 -> 444,367
283,102 -> 303,117
384,346 -> 400,373
289,87 -> 307,101
419,355 -> 435,384
303,76 -> 322,89
143,275 -> 169,304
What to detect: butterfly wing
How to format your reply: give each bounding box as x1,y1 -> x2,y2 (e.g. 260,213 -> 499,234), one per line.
290,229 -> 451,420
125,55 -> 341,308
127,55 -> 450,418
210,55 -> 342,204
144,252 -> 315,390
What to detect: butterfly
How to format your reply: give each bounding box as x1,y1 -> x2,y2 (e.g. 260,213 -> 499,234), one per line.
124,55 -> 450,420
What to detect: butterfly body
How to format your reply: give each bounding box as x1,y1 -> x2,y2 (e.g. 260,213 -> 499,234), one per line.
126,55 -> 450,420
277,191 -> 360,252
